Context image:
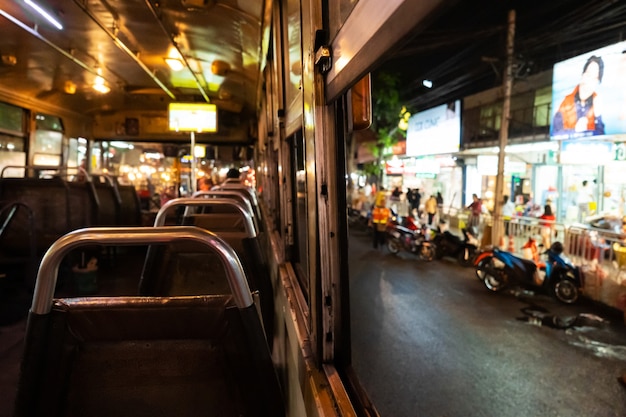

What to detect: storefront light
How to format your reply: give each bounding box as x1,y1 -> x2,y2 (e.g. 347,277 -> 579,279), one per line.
111,141 -> 134,150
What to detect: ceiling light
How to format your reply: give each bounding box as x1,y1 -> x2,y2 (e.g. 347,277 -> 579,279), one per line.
211,60 -> 230,76
64,81 -> 76,94
165,57 -> 184,71
93,75 -> 110,94
24,0 -> 63,30
1,54 -> 17,66
422,79 -> 433,88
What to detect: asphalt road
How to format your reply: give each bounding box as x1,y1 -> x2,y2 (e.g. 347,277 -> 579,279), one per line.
348,226 -> 626,417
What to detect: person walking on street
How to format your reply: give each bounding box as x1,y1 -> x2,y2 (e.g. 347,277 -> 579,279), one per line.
370,192 -> 391,249
539,204 -> 556,248
425,195 -> 438,225
468,194 -> 482,228
410,188 -> 422,220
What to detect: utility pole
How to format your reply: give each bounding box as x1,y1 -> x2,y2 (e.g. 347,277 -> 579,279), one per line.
492,9 -> 515,247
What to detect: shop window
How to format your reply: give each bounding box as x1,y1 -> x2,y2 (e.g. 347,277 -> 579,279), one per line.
533,86 -> 552,127
480,104 -> 501,133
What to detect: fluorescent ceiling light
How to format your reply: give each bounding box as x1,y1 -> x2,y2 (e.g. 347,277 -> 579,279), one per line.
24,0 -> 63,30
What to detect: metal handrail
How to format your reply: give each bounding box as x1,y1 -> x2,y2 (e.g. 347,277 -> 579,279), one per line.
31,226 -> 252,314
0,165 -> 90,180
155,197 -> 256,237
191,190 -> 255,219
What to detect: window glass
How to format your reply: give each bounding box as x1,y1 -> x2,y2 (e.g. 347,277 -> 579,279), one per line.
33,129 -> 63,155
291,130 -> 309,300
35,113 -> 64,131
284,0 -> 303,129
534,86 -> 552,127
329,0 -> 359,39
0,102 -> 24,134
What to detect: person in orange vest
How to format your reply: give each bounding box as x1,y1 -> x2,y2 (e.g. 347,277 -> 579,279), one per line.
370,191 -> 391,249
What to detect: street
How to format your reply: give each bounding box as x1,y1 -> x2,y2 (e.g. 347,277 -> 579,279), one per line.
349,226 -> 626,417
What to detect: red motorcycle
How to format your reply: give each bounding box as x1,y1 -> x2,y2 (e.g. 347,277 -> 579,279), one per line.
386,215 -> 435,261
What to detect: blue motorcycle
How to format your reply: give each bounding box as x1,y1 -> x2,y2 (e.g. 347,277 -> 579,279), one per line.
474,240 -> 582,304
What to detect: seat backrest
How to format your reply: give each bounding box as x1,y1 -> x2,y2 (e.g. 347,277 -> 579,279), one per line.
116,184 -> 142,226
142,199 -> 273,342
15,227 -> 284,417
16,296 -> 284,417
91,175 -> 122,226
0,177 -> 71,252
65,180 -> 99,229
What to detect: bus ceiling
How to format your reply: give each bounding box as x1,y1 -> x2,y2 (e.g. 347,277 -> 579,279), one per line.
0,0 -> 271,140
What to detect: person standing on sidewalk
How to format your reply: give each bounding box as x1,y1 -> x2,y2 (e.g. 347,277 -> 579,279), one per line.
425,195 -> 438,226
370,192 -> 391,249
502,195 -> 515,236
468,194 -> 482,228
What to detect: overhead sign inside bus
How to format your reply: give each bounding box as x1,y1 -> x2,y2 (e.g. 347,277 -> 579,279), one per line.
168,103 -> 217,132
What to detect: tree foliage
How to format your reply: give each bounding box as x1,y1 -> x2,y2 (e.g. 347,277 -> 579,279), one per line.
362,71 -> 408,181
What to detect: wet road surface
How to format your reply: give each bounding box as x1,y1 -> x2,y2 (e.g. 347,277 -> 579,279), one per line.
349,227 -> 626,417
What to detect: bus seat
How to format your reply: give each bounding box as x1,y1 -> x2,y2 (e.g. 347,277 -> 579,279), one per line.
116,184 -> 142,226
0,177 -> 73,253
16,296 -> 284,417
91,175 -> 122,226
14,227 -> 284,417
141,199 -> 273,343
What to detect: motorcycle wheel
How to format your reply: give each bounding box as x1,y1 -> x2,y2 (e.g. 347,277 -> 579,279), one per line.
457,247 -> 476,267
434,243 -> 445,260
419,244 -> 435,261
552,276 -> 579,304
387,239 -> 401,254
476,257 -> 507,291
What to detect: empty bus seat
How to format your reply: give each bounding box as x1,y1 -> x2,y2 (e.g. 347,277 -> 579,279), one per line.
192,190 -> 259,232
16,296 -> 283,417
14,227 -> 284,417
0,177 -> 73,253
65,181 -> 99,229
116,184 -> 142,226
91,175 -> 122,226
140,198 -> 274,343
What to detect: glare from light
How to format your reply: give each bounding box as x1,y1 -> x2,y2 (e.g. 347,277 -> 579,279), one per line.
111,141 -> 134,149
422,79 -> 433,88
24,0 -> 63,30
165,57 -> 184,71
92,75 -> 110,93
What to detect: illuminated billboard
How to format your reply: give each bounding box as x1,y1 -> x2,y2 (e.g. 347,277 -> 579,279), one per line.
168,103 -> 217,132
551,40 -> 626,140
406,100 -> 461,157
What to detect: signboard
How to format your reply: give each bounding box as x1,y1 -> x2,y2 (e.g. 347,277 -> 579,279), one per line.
168,103 -> 217,132
560,140 -> 613,164
406,100 -> 461,156
551,40 -> 626,140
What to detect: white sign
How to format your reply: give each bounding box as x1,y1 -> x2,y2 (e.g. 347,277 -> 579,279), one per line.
406,101 -> 461,157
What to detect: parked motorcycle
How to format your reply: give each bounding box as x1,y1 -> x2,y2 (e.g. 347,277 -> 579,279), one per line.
432,222 -> 479,266
386,218 -> 435,261
474,239 -> 582,304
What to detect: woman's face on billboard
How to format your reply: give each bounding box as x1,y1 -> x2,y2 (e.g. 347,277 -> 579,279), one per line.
579,61 -> 600,100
